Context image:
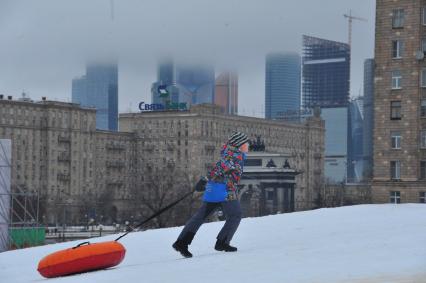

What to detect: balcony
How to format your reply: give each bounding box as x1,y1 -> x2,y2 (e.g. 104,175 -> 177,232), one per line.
57,173 -> 70,182
107,181 -> 123,187
144,144 -> 155,152
58,136 -> 70,143
57,153 -> 70,162
106,143 -> 126,151
167,142 -> 176,151
167,159 -> 176,168
106,161 -> 125,168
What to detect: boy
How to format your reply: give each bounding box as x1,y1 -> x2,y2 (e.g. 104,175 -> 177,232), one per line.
172,132 -> 249,258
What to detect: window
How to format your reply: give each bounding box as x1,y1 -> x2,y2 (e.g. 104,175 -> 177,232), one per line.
423,7 -> 426,25
391,70 -> 402,89
390,161 -> 401,180
422,39 -> 426,55
420,161 -> 426,180
245,159 -> 262,166
266,190 -> 274,201
391,131 -> 401,149
392,40 -> 403,58
420,192 -> 426,203
421,69 -> 426,87
421,130 -> 426,148
422,100 -> 426,117
390,191 -> 401,204
390,101 -> 402,120
392,9 -> 404,28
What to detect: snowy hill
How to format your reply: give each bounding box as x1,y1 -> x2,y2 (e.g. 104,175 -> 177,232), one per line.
1,204 -> 425,283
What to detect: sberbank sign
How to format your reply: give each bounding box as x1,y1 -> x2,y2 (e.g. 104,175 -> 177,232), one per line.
139,84 -> 188,112
138,101 -> 187,111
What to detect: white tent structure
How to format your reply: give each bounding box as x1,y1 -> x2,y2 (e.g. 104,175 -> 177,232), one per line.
0,139 -> 41,252
0,139 -> 11,252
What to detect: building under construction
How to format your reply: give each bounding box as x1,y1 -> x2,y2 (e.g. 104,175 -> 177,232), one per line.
302,35 -> 350,109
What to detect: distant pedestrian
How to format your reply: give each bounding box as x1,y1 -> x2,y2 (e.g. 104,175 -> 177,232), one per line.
173,132 -> 249,258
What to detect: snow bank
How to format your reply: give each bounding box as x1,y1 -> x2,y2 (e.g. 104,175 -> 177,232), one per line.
0,204 -> 425,283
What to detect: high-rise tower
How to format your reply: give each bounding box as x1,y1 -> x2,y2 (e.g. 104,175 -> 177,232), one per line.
72,63 -> 118,131
265,52 -> 301,119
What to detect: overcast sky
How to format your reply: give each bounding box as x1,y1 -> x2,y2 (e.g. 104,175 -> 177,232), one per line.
0,0 -> 375,117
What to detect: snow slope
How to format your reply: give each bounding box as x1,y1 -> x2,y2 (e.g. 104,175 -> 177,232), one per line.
1,204 -> 425,283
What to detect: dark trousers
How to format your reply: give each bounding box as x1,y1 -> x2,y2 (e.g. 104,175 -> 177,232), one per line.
177,200 -> 242,245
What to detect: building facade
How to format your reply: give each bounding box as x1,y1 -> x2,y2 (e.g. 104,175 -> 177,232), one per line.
72,63 -> 118,131
373,0 -> 426,203
302,35 -> 350,108
0,97 -> 135,225
363,58 -> 375,181
120,104 -> 325,211
214,72 -> 238,115
265,52 -> 301,119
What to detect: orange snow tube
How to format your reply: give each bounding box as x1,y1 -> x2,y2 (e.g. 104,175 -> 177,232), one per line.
37,241 -> 126,278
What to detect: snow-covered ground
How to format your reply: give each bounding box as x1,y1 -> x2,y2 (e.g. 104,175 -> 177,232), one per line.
1,204 -> 425,283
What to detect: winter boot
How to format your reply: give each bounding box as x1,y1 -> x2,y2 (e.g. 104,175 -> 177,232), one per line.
172,241 -> 192,258
215,239 -> 237,252
173,232 -> 195,258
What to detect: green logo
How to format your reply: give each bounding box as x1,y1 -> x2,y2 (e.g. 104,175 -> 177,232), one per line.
158,85 -> 169,98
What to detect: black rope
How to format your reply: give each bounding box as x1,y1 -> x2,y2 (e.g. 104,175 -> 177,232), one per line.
114,190 -> 194,242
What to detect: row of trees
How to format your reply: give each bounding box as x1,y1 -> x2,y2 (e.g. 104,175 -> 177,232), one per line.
38,165 -> 203,228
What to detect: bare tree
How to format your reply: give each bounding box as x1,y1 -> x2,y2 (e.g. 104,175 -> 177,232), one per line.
131,163 -> 200,229
97,187 -> 116,225
316,177 -> 344,208
77,191 -> 97,225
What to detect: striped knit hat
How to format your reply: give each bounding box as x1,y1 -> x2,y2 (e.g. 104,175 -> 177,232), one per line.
228,131 -> 249,147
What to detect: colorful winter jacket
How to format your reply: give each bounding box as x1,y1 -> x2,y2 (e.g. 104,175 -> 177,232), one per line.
209,143 -> 245,192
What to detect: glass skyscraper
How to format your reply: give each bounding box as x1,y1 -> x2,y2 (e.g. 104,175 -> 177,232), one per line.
362,59 -> 374,180
302,35 -> 350,108
322,107 -> 348,183
151,58 -> 180,105
265,52 -> 301,120
72,63 -> 118,131
348,97 -> 364,183
151,59 -> 215,107
214,72 -> 238,115
176,64 -> 215,105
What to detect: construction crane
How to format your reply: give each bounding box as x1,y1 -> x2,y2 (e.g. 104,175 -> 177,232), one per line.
343,10 -> 367,98
110,0 -> 114,21
343,10 -> 367,49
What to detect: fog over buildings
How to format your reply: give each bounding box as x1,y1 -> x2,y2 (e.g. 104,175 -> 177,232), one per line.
0,0 -> 375,116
